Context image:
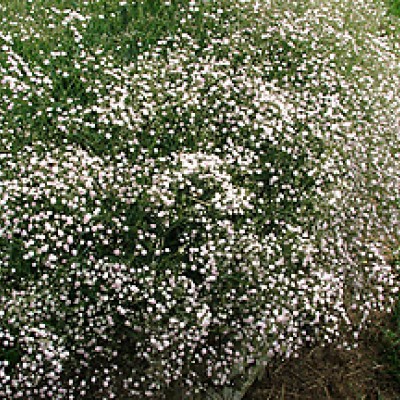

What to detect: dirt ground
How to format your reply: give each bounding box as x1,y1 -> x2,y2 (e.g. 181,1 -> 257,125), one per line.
244,315 -> 400,400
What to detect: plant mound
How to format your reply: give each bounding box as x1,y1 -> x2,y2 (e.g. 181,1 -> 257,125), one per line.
0,0 -> 399,398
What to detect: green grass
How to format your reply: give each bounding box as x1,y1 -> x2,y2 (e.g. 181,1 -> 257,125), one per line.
386,2 -> 399,385
381,0 -> 400,382
2,0 -> 188,54
383,302 -> 400,385
389,0 -> 400,16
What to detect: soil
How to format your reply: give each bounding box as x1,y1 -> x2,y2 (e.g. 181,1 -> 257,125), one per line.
244,314 -> 400,400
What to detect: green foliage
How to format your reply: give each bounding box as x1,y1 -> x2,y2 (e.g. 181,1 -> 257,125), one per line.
389,0 -> 400,16
383,306 -> 400,383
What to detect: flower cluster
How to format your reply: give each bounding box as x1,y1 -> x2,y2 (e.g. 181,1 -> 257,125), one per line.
1,0 -> 399,398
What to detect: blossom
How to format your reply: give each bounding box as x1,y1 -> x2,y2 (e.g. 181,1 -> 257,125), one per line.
0,0 -> 399,398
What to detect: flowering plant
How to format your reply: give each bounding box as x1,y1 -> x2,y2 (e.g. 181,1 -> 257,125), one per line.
0,0 -> 399,398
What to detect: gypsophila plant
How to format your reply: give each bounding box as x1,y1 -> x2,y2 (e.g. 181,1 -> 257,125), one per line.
1,0 -> 400,398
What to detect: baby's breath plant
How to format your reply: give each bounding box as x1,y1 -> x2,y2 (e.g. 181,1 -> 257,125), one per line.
1,0 -> 400,398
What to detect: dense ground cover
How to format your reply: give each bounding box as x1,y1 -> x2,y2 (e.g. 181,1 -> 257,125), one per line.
0,0 -> 399,398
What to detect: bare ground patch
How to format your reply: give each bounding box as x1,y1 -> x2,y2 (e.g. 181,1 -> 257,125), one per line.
244,313 -> 400,400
